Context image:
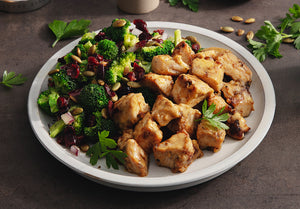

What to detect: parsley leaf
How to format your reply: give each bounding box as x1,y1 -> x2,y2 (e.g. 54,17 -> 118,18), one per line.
248,4 -> 300,62
169,0 -> 199,12
0,70 -> 27,88
49,19 -> 91,48
86,130 -> 127,169
197,100 -> 229,130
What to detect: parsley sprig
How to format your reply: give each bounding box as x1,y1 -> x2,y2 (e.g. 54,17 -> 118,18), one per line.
86,130 -> 127,169
198,100 -> 229,130
169,0 -> 199,12
0,70 -> 27,88
248,4 -> 300,62
49,19 -> 91,48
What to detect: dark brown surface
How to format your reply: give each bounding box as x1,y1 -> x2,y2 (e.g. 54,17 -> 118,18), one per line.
0,0 -> 299,208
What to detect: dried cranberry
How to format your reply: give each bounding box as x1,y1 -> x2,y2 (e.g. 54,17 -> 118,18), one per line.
96,54 -> 104,62
139,32 -> 152,41
95,31 -> 106,42
57,96 -> 68,112
66,63 -> 80,79
133,62 -> 145,81
153,29 -> 164,35
63,126 -> 77,147
192,43 -> 201,53
107,100 -> 114,118
153,38 -> 163,44
104,84 -> 116,97
133,19 -> 149,33
88,56 -> 100,66
96,64 -> 106,80
57,57 -> 66,64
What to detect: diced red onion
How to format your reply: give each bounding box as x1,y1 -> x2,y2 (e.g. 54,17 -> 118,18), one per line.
61,112 -> 74,125
70,145 -> 79,156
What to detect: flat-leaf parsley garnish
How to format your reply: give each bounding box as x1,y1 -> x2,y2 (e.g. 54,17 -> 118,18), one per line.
86,130 -> 127,169
197,100 -> 230,130
0,70 -> 27,88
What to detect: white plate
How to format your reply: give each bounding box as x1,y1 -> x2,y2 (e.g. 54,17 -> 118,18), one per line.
28,21 -> 275,192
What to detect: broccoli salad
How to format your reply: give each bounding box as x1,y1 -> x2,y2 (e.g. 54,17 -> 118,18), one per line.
38,18 -> 254,176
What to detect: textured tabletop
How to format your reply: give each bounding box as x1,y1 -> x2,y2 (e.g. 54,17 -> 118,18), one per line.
0,0 -> 299,208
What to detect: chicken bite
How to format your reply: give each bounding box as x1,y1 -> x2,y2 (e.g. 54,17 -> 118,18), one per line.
121,139 -> 149,177
133,112 -> 163,153
222,80 -> 254,117
172,41 -> 195,66
207,93 -> 232,114
142,73 -> 174,97
151,54 -> 190,76
167,104 -> 202,138
153,130 -> 201,173
191,57 -> 224,92
117,129 -> 134,150
151,95 -> 181,127
113,93 -> 150,130
226,112 -> 250,140
196,120 -> 226,152
171,74 -> 214,107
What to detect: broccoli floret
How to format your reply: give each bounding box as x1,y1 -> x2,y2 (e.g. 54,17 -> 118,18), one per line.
84,111 -> 118,138
64,52 -> 74,64
72,44 -> 88,60
78,84 -> 109,113
49,119 -> 66,138
124,33 -> 139,49
51,70 -> 78,94
79,32 -> 96,45
69,106 -> 85,135
102,18 -> 131,43
140,39 -> 174,62
136,60 -> 151,73
37,88 -> 60,115
97,39 -> 119,60
105,52 -> 136,84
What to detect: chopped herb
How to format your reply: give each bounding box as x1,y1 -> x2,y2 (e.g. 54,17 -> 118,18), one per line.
86,130 -> 127,169
49,19 -> 91,48
197,100 -> 229,130
0,70 -> 27,88
248,4 -> 300,62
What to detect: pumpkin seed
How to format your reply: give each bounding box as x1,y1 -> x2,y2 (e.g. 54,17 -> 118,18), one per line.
71,55 -> 82,63
127,81 -> 142,88
112,82 -> 121,92
69,95 -> 77,103
83,71 -> 95,77
282,38 -> 294,43
71,107 -> 83,115
76,47 -> 81,58
185,36 -> 198,44
48,69 -> 59,75
220,26 -> 234,33
80,144 -> 89,152
146,41 -> 162,47
237,29 -> 245,36
112,19 -> 126,28
231,16 -> 244,22
111,94 -> 118,102
121,77 -> 129,82
246,31 -> 254,40
245,18 -> 255,24
98,79 -> 105,86
101,108 -> 108,119
88,44 -> 96,55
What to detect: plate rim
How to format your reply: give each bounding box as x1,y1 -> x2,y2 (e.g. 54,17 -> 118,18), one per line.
28,21 -> 276,191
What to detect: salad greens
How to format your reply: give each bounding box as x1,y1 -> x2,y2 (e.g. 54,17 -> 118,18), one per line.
0,70 -> 27,88
169,0 -> 199,12
49,19 -> 91,48
248,4 -> 300,62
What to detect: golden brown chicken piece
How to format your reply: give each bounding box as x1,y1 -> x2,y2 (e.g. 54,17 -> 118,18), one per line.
226,112 -> 250,140
142,73 -> 174,97
113,93 -> 150,130
171,74 -> 214,107
153,130 -> 201,173
196,120 -> 226,152
172,41 -> 195,66
121,139 -> 149,177
151,95 -> 181,127
133,112 -> 163,153
167,104 -> 202,138
191,57 -> 224,92
151,54 -> 190,76
117,129 -> 134,150
207,93 -> 232,114
222,80 -> 254,117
